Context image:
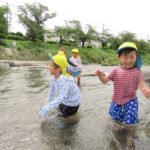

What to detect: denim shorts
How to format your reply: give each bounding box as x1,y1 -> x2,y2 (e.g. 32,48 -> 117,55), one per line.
109,98 -> 138,125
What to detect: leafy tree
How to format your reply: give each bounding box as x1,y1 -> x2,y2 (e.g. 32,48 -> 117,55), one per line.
17,3 -> 56,41
119,31 -> 136,42
96,28 -> 113,49
136,39 -> 150,54
68,20 -> 97,48
109,36 -> 122,50
54,23 -> 73,44
0,6 -> 10,34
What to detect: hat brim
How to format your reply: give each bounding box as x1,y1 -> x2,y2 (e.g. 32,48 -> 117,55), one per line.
116,47 -> 137,54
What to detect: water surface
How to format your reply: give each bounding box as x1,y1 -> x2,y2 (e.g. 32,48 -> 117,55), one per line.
0,63 -> 150,150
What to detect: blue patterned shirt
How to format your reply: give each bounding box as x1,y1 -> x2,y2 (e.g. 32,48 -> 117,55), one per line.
39,74 -> 81,117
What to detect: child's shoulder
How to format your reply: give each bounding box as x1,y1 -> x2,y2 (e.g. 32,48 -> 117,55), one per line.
59,74 -> 74,82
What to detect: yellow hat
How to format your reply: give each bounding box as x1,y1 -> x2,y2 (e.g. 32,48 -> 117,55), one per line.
116,42 -> 137,54
52,55 -> 71,77
57,51 -> 66,57
72,48 -> 79,53
116,42 -> 142,69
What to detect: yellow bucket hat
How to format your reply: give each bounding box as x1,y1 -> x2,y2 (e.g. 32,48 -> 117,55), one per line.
57,51 -> 66,57
72,48 -> 79,53
116,42 -> 142,69
49,53 -> 71,77
72,48 -> 81,58
116,42 -> 137,54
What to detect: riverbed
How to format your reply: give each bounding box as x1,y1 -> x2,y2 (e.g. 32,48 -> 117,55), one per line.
0,62 -> 150,150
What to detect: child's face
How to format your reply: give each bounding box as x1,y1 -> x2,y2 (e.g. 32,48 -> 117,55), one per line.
48,61 -> 61,75
117,51 -> 137,69
72,52 -> 78,58
60,46 -> 66,52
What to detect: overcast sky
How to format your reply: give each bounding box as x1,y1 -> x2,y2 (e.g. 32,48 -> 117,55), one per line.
1,0 -> 150,40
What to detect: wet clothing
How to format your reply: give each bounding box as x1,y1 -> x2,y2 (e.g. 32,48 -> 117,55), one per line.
39,74 -> 81,117
109,98 -> 138,124
58,103 -> 79,117
107,66 -> 144,105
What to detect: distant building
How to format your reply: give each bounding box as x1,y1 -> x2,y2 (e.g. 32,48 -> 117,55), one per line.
44,29 -> 59,42
44,29 -> 100,48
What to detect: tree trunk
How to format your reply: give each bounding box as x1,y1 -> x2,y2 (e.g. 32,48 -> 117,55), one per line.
81,41 -> 85,48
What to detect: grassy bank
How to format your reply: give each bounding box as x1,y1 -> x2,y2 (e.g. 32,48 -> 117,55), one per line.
0,39 -> 150,66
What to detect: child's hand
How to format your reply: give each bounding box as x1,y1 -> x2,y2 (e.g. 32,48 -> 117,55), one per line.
142,89 -> 150,98
94,70 -> 104,76
39,108 -> 47,117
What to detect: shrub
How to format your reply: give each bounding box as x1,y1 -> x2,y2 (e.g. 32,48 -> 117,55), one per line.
47,40 -> 57,44
86,45 -> 92,48
0,39 -> 8,46
7,34 -> 24,41
61,41 -> 71,46
0,33 -> 6,39
15,32 -> 24,37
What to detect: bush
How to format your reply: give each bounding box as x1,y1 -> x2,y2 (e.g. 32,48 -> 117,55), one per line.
61,41 -> 71,46
86,45 -> 92,48
17,46 -> 22,51
0,33 -> 6,39
34,39 -> 43,42
7,34 -> 24,41
0,39 -> 8,46
15,32 -> 24,37
47,40 -> 57,44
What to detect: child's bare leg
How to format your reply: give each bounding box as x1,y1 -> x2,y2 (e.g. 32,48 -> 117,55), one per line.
112,120 -> 125,131
126,124 -> 136,147
77,75 -> 81,85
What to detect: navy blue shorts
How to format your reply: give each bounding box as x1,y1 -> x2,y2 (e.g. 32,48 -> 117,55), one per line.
109,98 -> 138,125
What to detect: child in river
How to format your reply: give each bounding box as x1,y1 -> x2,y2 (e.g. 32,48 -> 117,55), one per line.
94,42 -> 150,146
69,49 -> 82,85
39,54 -> 81,117
58,45 -> 77,68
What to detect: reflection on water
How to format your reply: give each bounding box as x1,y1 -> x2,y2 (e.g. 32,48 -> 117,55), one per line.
0,64 -> 150,150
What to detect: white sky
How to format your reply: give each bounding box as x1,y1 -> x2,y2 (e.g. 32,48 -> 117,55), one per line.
1,0 -> 150,40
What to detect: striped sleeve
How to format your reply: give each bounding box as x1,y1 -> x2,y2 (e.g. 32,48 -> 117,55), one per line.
137,70 -> 144,83
107,68 -> 115,81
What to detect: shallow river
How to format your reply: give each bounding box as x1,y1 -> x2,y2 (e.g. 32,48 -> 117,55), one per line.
0,62 -> 150,150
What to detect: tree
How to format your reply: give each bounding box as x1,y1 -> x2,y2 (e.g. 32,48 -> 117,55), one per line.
68,20 -> 97,48
119,31 -> 136,42
17,3 -> 56,41
96,28 -> 113,49
0,6 -> 10,34
54,22 -> 73,44
109,36 -> 122,50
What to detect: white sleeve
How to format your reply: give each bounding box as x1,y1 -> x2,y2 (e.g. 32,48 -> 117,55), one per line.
39,81 -> 70,117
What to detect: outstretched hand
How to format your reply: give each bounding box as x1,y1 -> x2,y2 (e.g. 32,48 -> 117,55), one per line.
142,89 -> 150,98
94,70 -> 104,76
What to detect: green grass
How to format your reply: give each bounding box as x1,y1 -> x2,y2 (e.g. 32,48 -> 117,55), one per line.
0,39 -> 149,66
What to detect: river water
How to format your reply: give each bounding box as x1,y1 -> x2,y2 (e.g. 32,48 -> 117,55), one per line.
0,62 -> 150,150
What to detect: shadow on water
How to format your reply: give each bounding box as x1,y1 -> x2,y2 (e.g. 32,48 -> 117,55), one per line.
40,114 -> 80,149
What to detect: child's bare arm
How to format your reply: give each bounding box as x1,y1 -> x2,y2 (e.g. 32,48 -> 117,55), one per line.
138,81 -> 150,98
94,70 -> 110,83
